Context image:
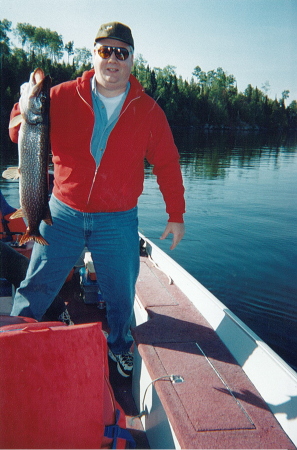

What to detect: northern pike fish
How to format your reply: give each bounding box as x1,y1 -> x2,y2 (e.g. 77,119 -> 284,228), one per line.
2,68 -> 52,245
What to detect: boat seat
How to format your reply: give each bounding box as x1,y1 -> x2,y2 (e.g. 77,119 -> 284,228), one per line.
0,315 -> 37,328
0,321 -> 134,449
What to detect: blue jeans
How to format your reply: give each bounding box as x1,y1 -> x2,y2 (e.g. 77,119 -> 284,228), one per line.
11,195 -> 140,353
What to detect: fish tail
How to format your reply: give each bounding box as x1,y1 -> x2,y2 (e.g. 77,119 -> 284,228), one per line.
33,235 -> 49,246
19,230 -> 49,246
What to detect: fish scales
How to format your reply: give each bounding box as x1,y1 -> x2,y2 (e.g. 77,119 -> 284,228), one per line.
3,69 -> 53,245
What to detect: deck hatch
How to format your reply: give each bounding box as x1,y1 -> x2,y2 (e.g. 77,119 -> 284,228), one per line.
153,341 -> 257,432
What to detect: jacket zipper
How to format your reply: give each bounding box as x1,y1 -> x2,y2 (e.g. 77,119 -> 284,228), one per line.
77,83 -> 141,207
76,85 -> 97,206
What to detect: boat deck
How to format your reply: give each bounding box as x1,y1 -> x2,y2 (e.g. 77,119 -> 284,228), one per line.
1,248 -> 296,449
132,251 -> 295,449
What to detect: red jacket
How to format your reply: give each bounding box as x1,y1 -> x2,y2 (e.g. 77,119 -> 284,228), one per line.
10,70 -> 185,222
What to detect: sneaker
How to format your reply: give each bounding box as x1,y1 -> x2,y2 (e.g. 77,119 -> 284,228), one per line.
109,349 -> 133,377
58,309 -> 74,326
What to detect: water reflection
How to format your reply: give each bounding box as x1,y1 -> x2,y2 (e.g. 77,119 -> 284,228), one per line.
172,129 -> 297,180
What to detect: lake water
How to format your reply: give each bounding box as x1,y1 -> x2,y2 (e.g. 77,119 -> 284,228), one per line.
1,130 -> 297,371
138,130 -> 297,371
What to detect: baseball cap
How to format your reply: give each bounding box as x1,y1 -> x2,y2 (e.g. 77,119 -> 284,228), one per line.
94,22 -> 134,48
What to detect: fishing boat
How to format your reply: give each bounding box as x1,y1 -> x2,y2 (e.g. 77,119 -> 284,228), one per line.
0,222 -> 296,448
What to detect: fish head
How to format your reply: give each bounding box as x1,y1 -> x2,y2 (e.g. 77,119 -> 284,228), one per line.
20,68 -> 51,124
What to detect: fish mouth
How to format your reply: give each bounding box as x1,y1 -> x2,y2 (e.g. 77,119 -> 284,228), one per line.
33,68 -> 45,84
30,69 -> 51,97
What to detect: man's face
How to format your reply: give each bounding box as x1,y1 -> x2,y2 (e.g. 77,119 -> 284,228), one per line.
93,38 -> 134,97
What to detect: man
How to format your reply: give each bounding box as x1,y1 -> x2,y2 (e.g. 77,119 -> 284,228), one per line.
9,22 -> 185,377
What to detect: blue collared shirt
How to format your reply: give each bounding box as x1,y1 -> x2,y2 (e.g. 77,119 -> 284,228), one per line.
90,76 -> 130,166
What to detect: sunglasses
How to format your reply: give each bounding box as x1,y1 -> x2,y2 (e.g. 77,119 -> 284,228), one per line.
97,45 -> 131,61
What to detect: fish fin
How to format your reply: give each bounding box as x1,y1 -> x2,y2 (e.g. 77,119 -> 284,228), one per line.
2,167 -> 20,180
9,114 -> 23,129
9,208 -> 23,219
42,205 -> 53,226
33,235 -> 49,246
19,231 -> 49,246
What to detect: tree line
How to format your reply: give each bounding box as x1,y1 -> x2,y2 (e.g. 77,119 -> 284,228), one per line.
1,18 -> 297,150
132,57 -> 297,131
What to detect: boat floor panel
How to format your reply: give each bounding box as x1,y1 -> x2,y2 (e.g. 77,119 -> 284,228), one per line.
133,255 -> 295,449
154,341 -> 256,432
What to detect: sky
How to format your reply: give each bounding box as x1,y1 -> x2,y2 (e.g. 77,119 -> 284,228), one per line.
1,0 -> 297,102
